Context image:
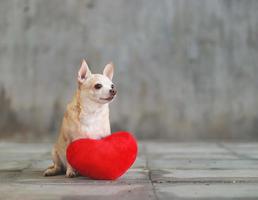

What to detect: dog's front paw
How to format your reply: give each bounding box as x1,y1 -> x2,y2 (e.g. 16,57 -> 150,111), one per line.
65,168 -> 78,178
43,166 -> 61,176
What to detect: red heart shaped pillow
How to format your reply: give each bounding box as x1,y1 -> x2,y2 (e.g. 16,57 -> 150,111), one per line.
66,131 -> 137,180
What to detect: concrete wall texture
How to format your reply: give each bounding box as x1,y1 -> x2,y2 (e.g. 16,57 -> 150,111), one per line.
1,0 -> 258,140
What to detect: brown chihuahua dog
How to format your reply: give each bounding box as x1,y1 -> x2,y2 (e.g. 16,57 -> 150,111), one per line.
44,59 -> 117,177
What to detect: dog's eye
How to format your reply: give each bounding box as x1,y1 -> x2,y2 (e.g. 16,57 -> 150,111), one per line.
111,84 -> 114,89
94,83 -> 102,89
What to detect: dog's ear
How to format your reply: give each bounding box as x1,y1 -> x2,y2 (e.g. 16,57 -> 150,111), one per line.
78,59 -> 91,83
103,62 -> 114,80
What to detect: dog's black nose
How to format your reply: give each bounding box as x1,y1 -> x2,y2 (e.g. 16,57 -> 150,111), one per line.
109,88 -> 117,96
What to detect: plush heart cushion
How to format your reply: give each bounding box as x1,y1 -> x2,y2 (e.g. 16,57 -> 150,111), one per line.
66,131 -> 137,180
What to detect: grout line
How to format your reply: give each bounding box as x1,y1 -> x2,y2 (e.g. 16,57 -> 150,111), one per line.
218,142 -> 258,161
143,142 -> 159,200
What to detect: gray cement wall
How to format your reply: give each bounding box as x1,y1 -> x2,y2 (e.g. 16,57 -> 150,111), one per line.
1,0 -> 258,140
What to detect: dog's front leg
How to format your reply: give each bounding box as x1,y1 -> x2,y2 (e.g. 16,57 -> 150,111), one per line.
65,136 -> 78,178
65,162 -> 78,178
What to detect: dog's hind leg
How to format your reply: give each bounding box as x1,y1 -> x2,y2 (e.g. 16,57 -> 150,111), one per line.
43,148 -> 63,176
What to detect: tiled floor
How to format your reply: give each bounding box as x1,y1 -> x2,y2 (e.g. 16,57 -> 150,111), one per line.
1,141 -> 258,199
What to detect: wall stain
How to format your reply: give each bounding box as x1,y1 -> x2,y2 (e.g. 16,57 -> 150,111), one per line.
86,0 -> 95,9
0,86 -> 26,138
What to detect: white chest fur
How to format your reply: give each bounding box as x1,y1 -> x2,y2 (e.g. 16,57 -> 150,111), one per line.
79,105 -> 111,139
